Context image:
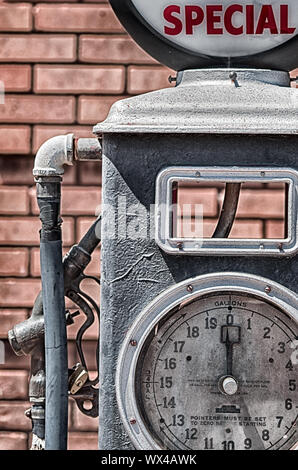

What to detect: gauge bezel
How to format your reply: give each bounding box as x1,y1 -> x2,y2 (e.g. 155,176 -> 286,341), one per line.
115,272 -> 298,450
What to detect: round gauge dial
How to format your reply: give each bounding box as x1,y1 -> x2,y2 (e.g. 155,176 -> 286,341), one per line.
116,274 -> 298,450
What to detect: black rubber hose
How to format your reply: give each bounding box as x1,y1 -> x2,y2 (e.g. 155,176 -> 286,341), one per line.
212,183 -> 241,238
78,214 -> 102,254
37,178 -> 68,450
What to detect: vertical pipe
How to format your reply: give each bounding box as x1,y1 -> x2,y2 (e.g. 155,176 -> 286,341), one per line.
37,178 -> 68,450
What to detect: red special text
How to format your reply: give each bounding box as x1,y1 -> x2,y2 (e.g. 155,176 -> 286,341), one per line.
163,4 -> 296,36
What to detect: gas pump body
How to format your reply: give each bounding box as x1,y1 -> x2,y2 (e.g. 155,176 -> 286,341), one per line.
95,68 -> 298,449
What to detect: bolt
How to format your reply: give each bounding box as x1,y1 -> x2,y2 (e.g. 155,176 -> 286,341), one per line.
229,71 -> 238,82
130,418 -> 136,425
195,171 -> 201,178
130,339 -> 137,347
187,285 -> 193,293
168,75 -> 177,84
265,286 -> 271,294
25,408 -> 32,419
177,242 -> 183,250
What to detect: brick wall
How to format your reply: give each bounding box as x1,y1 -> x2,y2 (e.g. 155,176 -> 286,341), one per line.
0,0 -> 296,451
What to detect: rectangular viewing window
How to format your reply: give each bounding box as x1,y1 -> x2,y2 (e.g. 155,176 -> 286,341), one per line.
155,167 -> 298,256
172,181 -> 287,240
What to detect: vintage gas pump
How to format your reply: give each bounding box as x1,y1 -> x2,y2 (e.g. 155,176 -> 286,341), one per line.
8,0 -> 298,451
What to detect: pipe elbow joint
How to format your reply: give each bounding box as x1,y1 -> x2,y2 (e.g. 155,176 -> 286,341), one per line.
33,133 -> 74,178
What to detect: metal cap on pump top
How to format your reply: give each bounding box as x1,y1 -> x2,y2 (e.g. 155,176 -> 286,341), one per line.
109,0 -> 298,71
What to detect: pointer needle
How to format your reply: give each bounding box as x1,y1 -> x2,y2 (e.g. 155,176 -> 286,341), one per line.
219,324 -> 241,395
225,328 -> 234,376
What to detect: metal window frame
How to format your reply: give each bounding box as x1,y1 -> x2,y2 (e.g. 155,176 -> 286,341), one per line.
155,167 -> 298,256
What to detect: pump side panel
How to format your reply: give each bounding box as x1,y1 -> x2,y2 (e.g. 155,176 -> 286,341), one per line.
99,133 -> 298,450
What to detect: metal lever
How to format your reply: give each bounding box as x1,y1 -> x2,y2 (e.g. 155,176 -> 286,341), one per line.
69,363 -> 89,395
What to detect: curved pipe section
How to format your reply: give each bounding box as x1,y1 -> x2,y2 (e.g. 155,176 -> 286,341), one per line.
33,134 -> 74,177
212,183 -> 241,238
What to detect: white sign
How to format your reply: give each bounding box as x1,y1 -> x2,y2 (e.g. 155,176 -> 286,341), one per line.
131,0 -> 297,57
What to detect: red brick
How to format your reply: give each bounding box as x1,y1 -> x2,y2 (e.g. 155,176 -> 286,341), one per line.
265,220 -> 285,238
0,248 -> 29,277
229,220 -> 263,238
34,4 -> 123,32
0,216 -> 41,246
0,279 -> 41,307
0,309 -> 28,338
1,341 -> 29,370
71,402 -> 98,431
32,125 -> 93,154
0,65 -> 31,92
0,401 -> 31,431
76,217 -> 97,241
1,340 -> 30,370
79,35 -> 156,64
77,95 -> 126,125
0,370 -> 28,399
0,186 -> 29,214
30,186 -> 101,216
0,156 -> 75,186
68,432 -> 98,450
0,216 -> 74,246
0,4 -> 32,31
237,190 -> 285,219
26,0 -> 79,2
77,161 -> 102,186
0,432 -> 28,450
34,65 -> 125,94
8,0 -> 79,1
0,157 -> 37,185
127,66 -> 174,94
62,187 -> 101,216
290,69 -> 298,88
178,188 -> 218,218
0,34 -> 76,62
0,126 -> 31,154
0,95 -> 75,123
30,247 -> 40,277
178,218 -> 264,239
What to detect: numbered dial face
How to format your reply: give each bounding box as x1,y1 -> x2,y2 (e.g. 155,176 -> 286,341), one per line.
136,293 -> 298,450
